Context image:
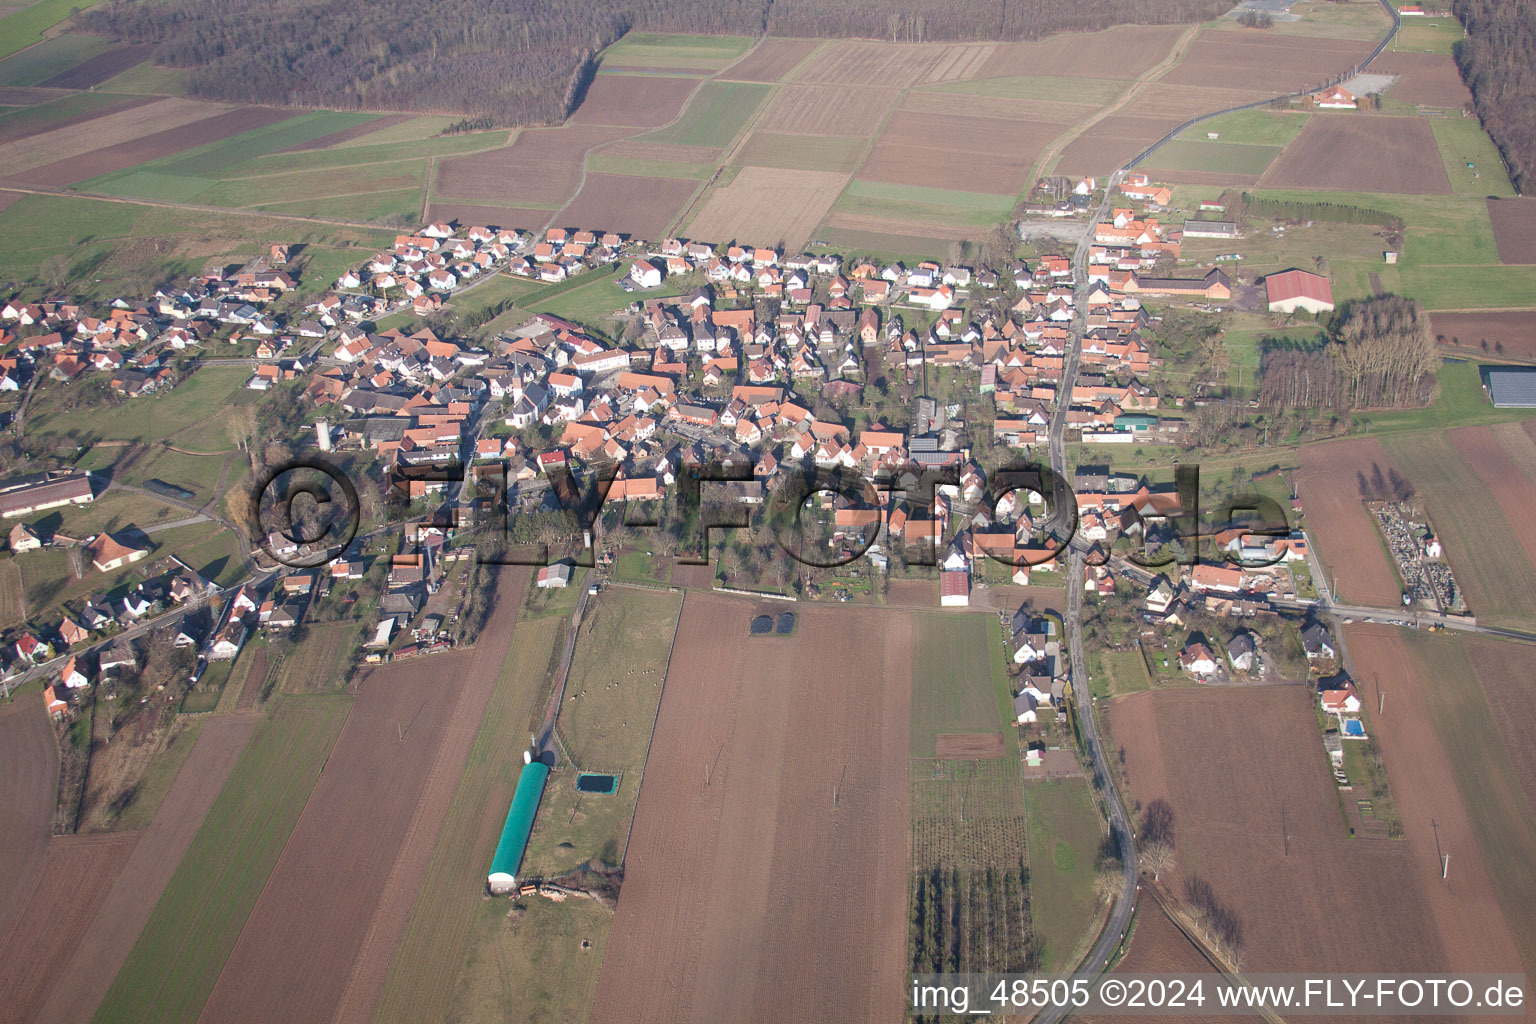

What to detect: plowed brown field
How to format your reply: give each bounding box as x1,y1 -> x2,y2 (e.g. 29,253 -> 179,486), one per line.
1294,437 -> 1402,606
569,74 -> 700,128
793,40 -> 946,87
1077,902 -> 1245,1024
721,37 -> 820,83
859,109 -> 1060,193
435,125 -> 632,206
0,832 -> 138,1022
1339,625 -> 1525,973
1378,52 -> 1473,107
977,24 -> 1187,81
0,694 -> 58,936
37,44 -> 157,89
558,172 -> 699,239
590,595 -> 911,1024
1105,685 -> 1455,974
1486,197 -> 1536,264
755,84 -> 895,137
196,569 -> 526,1024
1161,32 -> 1372,93
9,106 -> 294,186
0,96 -> 230,176
1430,311 -> 1536,359
424,203 -> 551,232
1261,115 -> 1451,194
935,732 -> 1005,757
685,165 -> 847,249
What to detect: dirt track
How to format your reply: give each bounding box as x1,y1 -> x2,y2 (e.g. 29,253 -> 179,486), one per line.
195,568 -> 527,1024
590,594 -> 911,1024
34,712 -> 259,1024
0,693 -> 59,937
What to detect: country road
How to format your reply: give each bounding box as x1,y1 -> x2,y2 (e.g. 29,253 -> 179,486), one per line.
1037,0 -> 1402,1014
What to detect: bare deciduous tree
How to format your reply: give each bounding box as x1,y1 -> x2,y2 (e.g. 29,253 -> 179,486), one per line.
1142,840 -> 1174,882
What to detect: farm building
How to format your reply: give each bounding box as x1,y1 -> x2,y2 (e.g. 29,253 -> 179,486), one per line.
1264,269 -> 1335,314
488,758 -> 551,895
0,471 -> 93,518
1180,220 -> 1240,239
1483,367 -> 1536,408
940,569 -> 970,607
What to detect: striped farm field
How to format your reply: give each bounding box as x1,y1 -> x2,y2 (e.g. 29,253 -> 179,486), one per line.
374,615 -> 566,1023
94,695 -> 351,1024
600,32 -> 753,72
639,80 -> 770,148
735,131 -> 864,172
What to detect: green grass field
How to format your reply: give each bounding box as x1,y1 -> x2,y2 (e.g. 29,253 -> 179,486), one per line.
0,5 -> 107,63
374,613 -> 565,1024
0,33 -> 110,85
523,587 -> 683,878
94,695 -> 351,1024
525,265 -> 627,333
1023,778 -> 1105,970
74,111 -> 387,198
641,80 -> 770,148
736,131 -> 865,173
612,550 -> 670,584
97,60 -> 188,95
31,365 -> 252,445
1216,188 -> 1503,306
831,191 -> 1007,231
1391,17 -> 1465,53
1176,108 -> 1311,147
844,179 -> 1016,214
1399,631 -> 1536,972
1143,139 -> 1282,177
0,192 -> 394,301
193,159 -> 427,208
445,891 -> 611,1024
1431,117 -> 1517,198
1354,361 -> 1536,434
585,154 -> 712,179
1101,649 -> 1152,696
910,612 -> 1008,757
602,32 -> 753,71
920,75 -> 1125,107
813,225 -> 951,262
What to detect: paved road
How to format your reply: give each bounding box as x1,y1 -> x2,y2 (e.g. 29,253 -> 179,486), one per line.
1034,170 -> 1140,1024
1032,5 -> 1405,1011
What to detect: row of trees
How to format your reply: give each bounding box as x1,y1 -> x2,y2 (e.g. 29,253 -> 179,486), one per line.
1357,462 -> 1416,503
81,0 -> 1235,124
1257,296 -> 1438,412
1223,190 -> 1405,231
1452,0 -> 1536,194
